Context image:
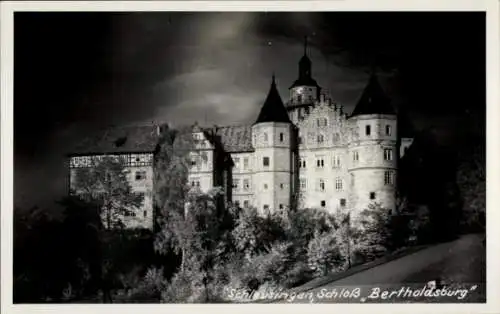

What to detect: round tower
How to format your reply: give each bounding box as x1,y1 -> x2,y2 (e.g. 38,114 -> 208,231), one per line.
347,74 -> 398,218
252,74 -> 298,214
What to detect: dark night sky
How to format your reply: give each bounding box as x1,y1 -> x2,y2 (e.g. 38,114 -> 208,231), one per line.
14,12 -> 485,210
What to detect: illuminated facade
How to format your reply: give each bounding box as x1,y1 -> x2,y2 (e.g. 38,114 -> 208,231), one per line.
68,42 -> 414,229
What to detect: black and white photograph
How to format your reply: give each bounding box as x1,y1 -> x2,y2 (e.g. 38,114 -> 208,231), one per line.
2,1 -> 497,311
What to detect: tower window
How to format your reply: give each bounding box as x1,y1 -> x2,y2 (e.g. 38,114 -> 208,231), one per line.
233,157 -> 240,169
317,134 -> 324,144
299,158 -> 306,168
340,199 -> 346,207
332,155 -> 341,168
370,192 -> 376,200
143,210 -> 147,218
135,171 -> 146,181
365,125 -> 371,136
335,178 -> 343,191
316,158 -> 325,168
319,179 -> 326,192
263,157 -> 270,167
386,125 -> 392,136
279,133 -> 284,142
300,178 -> 307,190
232,179 -> 240,190
384,171 -> 394,185
353,151 -> 359,161
384,149 -> 393,161
321,200 -> 326,208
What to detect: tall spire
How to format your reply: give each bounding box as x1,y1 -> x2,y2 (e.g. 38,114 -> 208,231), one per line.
289,36 -> 318,89
304,35 -> 308,56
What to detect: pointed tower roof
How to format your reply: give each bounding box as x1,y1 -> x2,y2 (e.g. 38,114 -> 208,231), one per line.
254,74 -> 292,125
350,74 -> 395,117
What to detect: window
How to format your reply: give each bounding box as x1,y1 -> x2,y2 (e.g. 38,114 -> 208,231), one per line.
233,157 -> 240,169
279,133 -> 284,142
135,171 -> 146,181
263,204 -> 270,211
297,95 -> 302,102
384,171 -> 394,185
316,158 -> 325,168
280,183 -> 285,189
263,133 -> 268,142
319,179 -> 326,192
305,107 -> 310,115
263,157 -> 270,167
191,179 -> 200,187
340,199 -> 346,207
384,149 -> 393,161
232,179 -> 239,190
264,183 -> 268,190
335,178 -> 343,191
386,125 -> 392,136
300,178 -> 307,190
299,158 -> 306,168
317,118 -> 328,127
365,125 -> 371,136
332,155 -> 341,168
353,151 -> 359,161
243,158 -> 249,170
317,134 -> 324,144
143,210 -> 148,218
298,136 -> 303,145
243,200 -> 249,208
370,192 -> 376,200
243,179 -> 250,190
279,204 -> 284,210
321,200 -> 326,208
235,201 -> 240,207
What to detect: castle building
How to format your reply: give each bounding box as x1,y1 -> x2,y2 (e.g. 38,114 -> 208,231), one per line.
68,43 -> 414,229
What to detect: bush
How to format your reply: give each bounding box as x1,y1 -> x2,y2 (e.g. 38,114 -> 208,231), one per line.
307,230 -> 347,277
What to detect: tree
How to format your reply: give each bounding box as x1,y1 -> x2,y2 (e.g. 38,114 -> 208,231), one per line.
355,203 -> 392,262
71,155 -> 144,302
307,230 -> 347,277
72,156 -> 144,229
